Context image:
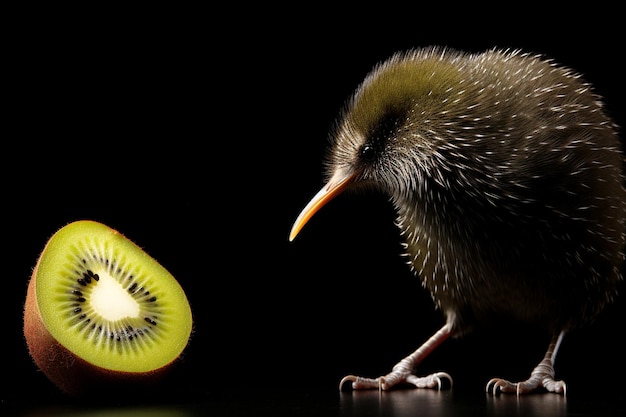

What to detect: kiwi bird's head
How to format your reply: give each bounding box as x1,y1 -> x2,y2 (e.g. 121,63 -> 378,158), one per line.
290,47 -> 498,241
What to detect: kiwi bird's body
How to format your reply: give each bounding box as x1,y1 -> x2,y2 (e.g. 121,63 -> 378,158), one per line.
24,220 -> 193,396
291,47 -> 625,362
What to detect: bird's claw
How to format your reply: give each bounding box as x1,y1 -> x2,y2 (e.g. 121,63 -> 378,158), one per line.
339,371 -> 453,391
486,378 -> 516,395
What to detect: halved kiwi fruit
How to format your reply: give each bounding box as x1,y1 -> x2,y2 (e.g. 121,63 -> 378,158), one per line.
23,220 -> 193,397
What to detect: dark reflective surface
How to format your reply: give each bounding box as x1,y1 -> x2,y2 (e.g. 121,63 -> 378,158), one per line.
18,406 -> 194,417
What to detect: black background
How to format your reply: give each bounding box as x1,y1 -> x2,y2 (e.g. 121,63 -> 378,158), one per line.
4,4 -> 625,416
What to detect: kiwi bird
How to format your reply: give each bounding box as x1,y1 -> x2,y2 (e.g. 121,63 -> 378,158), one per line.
289,47 -> 626,395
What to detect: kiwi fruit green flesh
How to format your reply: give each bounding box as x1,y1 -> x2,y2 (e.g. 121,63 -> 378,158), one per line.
23,220 -> 193,397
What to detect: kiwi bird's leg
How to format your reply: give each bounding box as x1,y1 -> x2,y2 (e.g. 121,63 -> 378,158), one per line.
486,331 -> 567,396
339,323 -> 454,391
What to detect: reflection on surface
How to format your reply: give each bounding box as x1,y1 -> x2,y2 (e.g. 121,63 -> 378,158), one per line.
486,393 -> 567,417
22,405 -> 194,417
340,388 -> 568,417
340,389 -> 455,417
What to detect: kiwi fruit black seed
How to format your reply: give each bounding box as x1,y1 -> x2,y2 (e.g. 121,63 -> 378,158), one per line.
23,220 -> 193,397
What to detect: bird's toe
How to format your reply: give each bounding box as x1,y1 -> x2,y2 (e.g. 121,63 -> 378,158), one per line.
406,372 -> 453,390
339,375 -> 382,391
544,379 -> 567,395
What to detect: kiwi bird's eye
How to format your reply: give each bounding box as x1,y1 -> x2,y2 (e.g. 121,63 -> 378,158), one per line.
359,144 -> 378,162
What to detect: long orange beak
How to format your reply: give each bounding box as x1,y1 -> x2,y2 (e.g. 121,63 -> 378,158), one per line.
289,171 -> 356,241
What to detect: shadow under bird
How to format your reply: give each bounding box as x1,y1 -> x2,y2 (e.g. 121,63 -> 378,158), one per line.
289,47 -> 626,395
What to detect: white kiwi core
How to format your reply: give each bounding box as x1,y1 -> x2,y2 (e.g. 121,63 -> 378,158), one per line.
89,271 -> 140,321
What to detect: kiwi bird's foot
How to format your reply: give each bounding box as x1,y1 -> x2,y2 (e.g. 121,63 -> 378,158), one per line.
486,332 -> 567,396
486,358 -> 566,396
339,371 -> 453,391
339,324 -> 455,392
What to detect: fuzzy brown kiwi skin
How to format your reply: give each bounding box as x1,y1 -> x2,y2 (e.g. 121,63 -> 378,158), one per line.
23,234 -> 180,398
